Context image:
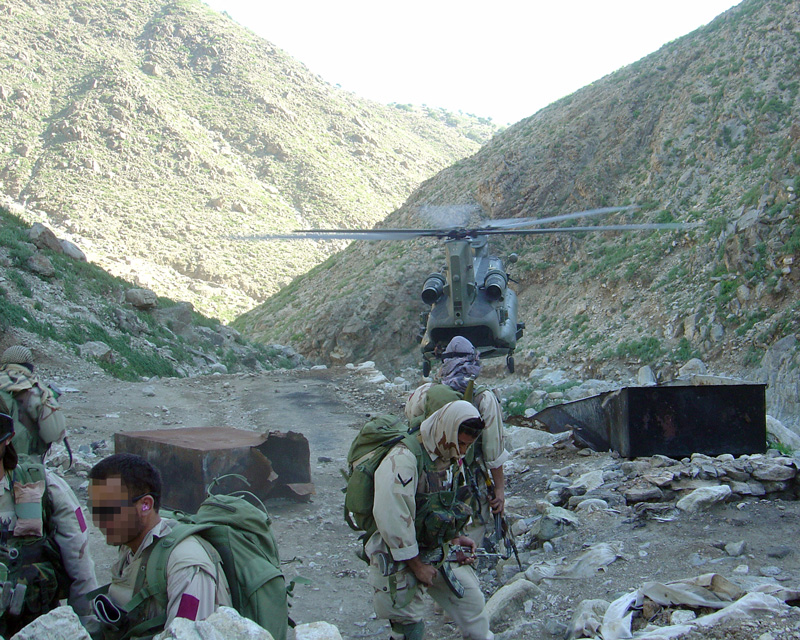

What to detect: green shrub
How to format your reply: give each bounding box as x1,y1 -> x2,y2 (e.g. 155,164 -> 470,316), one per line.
503,385 -> 533,417
613,337 -> 664,362
672,338 -> 699,361
6,270 -> 32,297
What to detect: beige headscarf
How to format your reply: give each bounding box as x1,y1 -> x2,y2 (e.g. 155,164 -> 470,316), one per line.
420,400 -> 481,464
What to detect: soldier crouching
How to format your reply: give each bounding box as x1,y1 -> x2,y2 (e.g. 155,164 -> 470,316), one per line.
365,400 -> 494,640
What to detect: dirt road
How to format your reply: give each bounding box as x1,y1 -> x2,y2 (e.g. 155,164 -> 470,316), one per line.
50,365 -> 800,640
57,366 -> 460,639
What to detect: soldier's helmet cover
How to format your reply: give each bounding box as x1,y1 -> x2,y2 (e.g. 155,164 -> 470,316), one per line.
1,345 -> 33,366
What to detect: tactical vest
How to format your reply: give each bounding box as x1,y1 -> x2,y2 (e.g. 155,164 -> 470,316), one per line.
412,382 -> 496,526
0,461 -> 71,637
412,443 -> 473,551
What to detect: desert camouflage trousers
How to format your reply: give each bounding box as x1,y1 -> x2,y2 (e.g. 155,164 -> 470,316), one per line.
369,561 -> 493,640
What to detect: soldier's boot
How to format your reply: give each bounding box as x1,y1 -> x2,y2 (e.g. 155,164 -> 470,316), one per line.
390,620 -> 424,640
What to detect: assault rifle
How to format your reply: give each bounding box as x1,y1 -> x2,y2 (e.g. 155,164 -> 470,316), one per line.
484,474 -> 522,571
374,545 -> 503,598
374,545 -> 502,577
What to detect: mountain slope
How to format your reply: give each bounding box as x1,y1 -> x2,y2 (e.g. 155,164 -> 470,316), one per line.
235,0 -> 799,416
0,0 -> 495,320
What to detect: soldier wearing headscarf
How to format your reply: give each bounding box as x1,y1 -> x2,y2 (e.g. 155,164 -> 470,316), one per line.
405,337 -> 509,545
365,401 -> 493,640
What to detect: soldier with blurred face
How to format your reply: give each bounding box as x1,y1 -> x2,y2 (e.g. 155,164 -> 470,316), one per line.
88,453 -> 231,638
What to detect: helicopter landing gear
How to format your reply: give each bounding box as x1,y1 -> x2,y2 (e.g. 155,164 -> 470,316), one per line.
506,356 -> 515,373
422,360 -> 431,377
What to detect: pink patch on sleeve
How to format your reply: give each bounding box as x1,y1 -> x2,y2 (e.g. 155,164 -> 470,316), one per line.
176,594 -> 200,620
75,507 -> 87,532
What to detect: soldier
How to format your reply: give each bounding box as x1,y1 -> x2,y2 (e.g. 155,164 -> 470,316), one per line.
405,336 -> 509,545
366,400 -> 494,640
0,411 -> 98,637
88,453 -> 232,638
0,345 -> 66,459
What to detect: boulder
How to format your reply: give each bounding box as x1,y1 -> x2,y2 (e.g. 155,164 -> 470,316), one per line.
529,505 -> 580,541
26,252 -> 55,277
80,340 -> 113,362
725,541 -> 747,557
113,308 -> 149,336
678,358 -> 707,376
60,238 -> 87,261
126,287 -> 158,309
483,579 -> 544,632
154,607 -> 274,640
505,426 -> 561,451
676,485 -> 731,512
11,605 -> 91,640
569,470 -> 605,493
142,61 -> 162,76
573,498 -> 609,513
766,415 -> 800,452
152,301 -> 195,334
28,222 -> 63,252
637,366 -> 657,386
294,621 -> 344,640
624,484 -> 664,503
750,460 -> 796,482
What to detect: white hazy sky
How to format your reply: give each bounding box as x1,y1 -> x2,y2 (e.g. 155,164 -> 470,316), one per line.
202,1 -> 741,125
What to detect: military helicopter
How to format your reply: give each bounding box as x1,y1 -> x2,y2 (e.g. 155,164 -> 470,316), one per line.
252,205 -> 691,375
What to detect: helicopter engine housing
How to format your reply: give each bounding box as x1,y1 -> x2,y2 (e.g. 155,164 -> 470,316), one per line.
484,267 -> 507,301
421,273 -> 446,305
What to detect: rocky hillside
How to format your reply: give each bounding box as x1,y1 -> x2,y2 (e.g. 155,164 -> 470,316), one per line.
0,0 -> 495,321
235,0 -> 800,424
0,204 -> 304,380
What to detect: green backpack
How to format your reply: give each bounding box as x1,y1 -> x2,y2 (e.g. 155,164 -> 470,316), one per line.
124,488 -> 288,640
343,415 -> 425,557
343,414 -> 474,562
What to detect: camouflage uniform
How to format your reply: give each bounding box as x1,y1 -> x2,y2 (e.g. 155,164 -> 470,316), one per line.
103,519 -> 231,637
0,465 -> 98,636
405,382 -> 509,544
366,401 -> 494,640
0,354 -> 67,459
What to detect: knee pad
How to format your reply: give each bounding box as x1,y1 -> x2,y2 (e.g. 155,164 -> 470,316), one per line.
390,620 -> 425,640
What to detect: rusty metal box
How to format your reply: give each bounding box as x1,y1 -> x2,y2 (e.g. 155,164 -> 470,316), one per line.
115,427 -> 313,512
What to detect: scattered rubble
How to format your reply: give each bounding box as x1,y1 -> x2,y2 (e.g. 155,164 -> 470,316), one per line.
16,360 -> 800,640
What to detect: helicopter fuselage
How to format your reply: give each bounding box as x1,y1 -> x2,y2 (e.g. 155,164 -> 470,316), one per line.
420,237 -> 522,364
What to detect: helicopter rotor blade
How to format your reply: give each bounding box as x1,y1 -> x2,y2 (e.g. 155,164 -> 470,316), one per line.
483,205 -> 640,230
481,222 -> 698,235
234,228 -> 443,241
232,206 -> 693,242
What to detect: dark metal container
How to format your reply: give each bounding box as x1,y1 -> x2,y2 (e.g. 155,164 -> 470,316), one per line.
115,427 -> 314,512
534,383 -> 767,458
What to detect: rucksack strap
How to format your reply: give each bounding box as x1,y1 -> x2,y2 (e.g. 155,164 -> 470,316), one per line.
122,524 -> 214,639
